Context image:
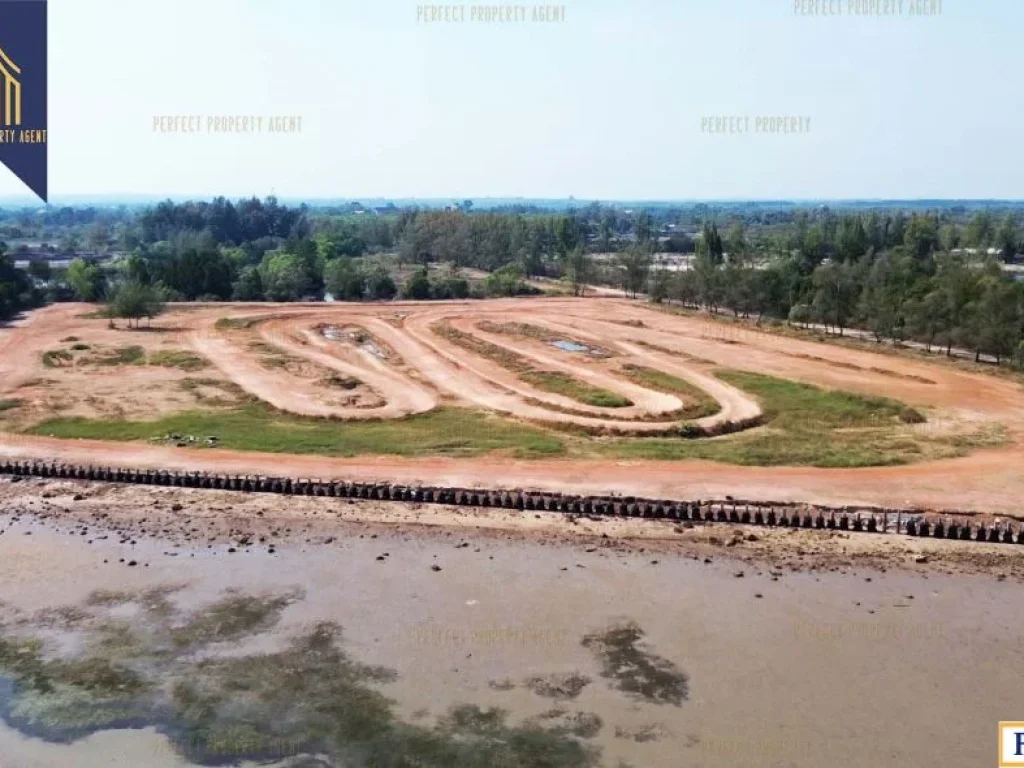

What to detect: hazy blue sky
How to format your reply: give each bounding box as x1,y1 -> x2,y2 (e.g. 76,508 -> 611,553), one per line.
4,0 -> 1022,200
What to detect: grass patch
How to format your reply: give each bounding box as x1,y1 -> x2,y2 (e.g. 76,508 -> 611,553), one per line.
521,371 -> 632,408
434,322 -> 532,373
148,349 -> 209,372
215,317 -> 261,331
84,346 -> 146,367
617,364 -> 719,419
24,405 -> 566,459
0,400 -> 20,413
435,323 -> 630,408
592,371 -> 986,468
476,321 -> 612,358
317,374 -> 362,390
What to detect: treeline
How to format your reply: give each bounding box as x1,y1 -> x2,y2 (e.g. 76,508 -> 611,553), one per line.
8,196 -> 1024,368
653,220 -> 1024,365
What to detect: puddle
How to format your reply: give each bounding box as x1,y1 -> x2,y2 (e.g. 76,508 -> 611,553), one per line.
550,340 -> 591,354
320,325 -> 387,360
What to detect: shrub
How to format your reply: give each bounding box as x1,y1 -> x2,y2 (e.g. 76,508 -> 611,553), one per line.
899,407 -> 927,424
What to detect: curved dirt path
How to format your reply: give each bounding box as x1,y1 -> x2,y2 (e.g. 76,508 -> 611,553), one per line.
4,298 -> 1024,513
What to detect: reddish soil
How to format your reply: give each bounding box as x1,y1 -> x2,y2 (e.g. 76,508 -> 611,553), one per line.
3,298 -> 1024,513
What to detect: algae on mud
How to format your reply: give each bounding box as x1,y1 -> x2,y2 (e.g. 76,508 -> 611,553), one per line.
581,622 -> 689,707
0,587 -> 608,767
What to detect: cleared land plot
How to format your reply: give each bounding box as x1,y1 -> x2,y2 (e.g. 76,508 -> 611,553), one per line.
2,298 -> 1023,511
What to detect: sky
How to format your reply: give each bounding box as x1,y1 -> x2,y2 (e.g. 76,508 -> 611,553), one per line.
2,0 -> 1022,201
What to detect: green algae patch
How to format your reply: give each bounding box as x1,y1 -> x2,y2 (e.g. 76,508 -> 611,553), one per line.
0,587 -> 604,767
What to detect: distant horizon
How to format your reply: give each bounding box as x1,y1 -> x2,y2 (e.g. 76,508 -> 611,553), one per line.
2,194 -> 1024,210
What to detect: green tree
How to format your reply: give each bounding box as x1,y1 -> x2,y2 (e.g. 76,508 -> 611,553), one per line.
996,214 -> 1018,262
965,270 -> 1021,363
107,280 -> 165,328
904,287 -> 948,352
431,263 -> 469,299
401,267 -> 432,300
965,211 -> 994,247
67,258 -> 105,301
324,258 -> 366,301
562,247 -> 591,297
597,213 -> 614,252
857,252 -> 918,344
836,217 -> 868,262
725,223 -> 747,261
260,251 -> 312,301
484,263 -> 529,297
231,266 -> 264,301
365,267 -> 397,300
554,216 -> 580,257
903,214 -> 940,260
635,211 -> 653,245
616,246 -> 651,298
810,260 -> 859,335
648,266 -> 670,303
933,253 -> 977,355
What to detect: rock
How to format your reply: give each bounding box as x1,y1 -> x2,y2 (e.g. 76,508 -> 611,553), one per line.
127,560 -> 137,567
72,494 -> 85,501
171,504 -> 183,512
431,564 -> 442,572
734,571 -> 745,578
914,555 -> 929,564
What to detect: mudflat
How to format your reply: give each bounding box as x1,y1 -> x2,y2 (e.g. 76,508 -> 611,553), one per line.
0,478 -> 1021,767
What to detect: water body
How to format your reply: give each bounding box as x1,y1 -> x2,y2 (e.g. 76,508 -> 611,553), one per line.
550,340 -> 590,353
0,517 -> 1022,767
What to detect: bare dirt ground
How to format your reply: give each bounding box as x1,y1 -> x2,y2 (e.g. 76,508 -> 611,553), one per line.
1,476 -> 1021,579
2,298 -> 1024,513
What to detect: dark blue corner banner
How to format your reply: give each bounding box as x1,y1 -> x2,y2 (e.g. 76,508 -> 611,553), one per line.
0,0 -> 46,202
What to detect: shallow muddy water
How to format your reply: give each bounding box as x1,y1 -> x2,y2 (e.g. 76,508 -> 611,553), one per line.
0,513 -> 1022,767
